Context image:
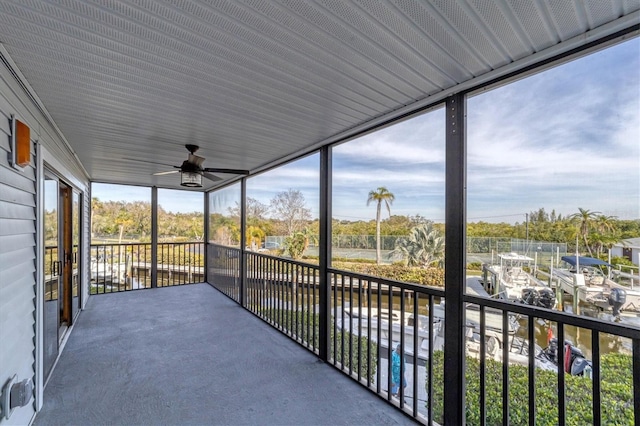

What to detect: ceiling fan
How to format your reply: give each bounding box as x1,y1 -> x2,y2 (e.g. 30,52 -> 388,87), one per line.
152,144 -> 250,187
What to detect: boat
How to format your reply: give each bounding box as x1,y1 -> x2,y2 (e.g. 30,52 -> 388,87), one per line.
482,252 -> 556,308
552,255 -> 640,317
337,303 -> 545,368
338,307 -> 438,361
536,337 -> 592,377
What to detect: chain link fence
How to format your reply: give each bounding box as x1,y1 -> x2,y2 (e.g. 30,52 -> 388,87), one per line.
467,237 -> 568,266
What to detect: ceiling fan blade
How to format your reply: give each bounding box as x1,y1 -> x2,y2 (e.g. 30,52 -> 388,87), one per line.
203,167 -> 250,175
202,172 -> 222,182
123,157 -> 177,168
153,170 -> 180,176
188,153 -> 205,167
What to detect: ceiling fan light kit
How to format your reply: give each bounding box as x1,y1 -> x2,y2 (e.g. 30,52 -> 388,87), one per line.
180,170 -> 203,187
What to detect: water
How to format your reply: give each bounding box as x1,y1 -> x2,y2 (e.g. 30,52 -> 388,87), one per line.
273,278 -> 634,359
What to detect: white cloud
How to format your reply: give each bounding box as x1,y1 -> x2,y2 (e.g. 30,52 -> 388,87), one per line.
466,41 -> 640,221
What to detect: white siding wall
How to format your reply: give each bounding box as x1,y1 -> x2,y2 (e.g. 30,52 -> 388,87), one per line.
0,48 -> 89,425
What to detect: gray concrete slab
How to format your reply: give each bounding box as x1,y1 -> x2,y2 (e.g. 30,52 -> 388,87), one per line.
34,284 -> 415,425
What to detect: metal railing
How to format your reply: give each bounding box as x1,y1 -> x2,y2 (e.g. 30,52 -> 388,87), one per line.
90,242 -> 204,293
207,243 -> 640,425
157,242 -> 205,287
44,246 -> 58,301
207,244 -> 241,303
246,252 -> 320,353
462,295 -> 640,426
328,267 -> 445,423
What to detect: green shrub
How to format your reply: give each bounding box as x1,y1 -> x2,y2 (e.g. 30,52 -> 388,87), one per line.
332,262 -> 445,287
431,351 -> 634,425
260,309 -> 377,380
467,262 -> 483,271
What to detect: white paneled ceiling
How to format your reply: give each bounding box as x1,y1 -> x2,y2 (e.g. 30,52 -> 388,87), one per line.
0,0 -> 638,190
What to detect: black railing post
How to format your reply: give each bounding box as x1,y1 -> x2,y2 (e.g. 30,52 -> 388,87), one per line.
318,145 -> 332,362
204,191 -> 209,283
151,186 -> 158,288
240,178 -> 247,308
634,338 -> 640,426
444,92 -> 467,425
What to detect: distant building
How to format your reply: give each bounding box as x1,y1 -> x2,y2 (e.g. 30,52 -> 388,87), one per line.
611,238 -> 640,266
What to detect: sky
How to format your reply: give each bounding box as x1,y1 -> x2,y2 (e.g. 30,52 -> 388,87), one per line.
94,38 -> 640,224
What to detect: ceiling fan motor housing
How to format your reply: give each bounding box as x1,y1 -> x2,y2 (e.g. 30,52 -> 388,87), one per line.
180,160 -> 202,173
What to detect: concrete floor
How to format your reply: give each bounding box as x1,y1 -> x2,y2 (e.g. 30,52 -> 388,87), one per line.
34,283 -> 415,425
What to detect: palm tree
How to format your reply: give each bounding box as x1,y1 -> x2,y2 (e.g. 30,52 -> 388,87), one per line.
569,208 -> 600,257
594,214 -> 619,256
367,187 -> 395,264
390,222 -> 444,267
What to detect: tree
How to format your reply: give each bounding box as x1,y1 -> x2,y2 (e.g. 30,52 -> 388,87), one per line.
284,228 -> 317,259
270,189 -> 311,236
367,187 -> 395,264
246,225 -> 265,249
390,222 -> 444,267
569,208 -> 600,257
228,197 -> 269,220
593,214 -> 619,256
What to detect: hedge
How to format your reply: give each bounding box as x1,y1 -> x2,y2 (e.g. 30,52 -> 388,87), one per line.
431,351 -> 634,425
260,309 -> 377,380
332,262 -> 445,287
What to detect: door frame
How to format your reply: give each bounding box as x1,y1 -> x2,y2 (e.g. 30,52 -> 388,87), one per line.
37,151 -> 88,406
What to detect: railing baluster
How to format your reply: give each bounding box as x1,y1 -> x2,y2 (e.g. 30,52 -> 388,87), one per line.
109,244 -> 114,293
284,261 -> 288,333
387,284 -> 393,400
341,273 -> 345,371
377,278 -> 382,395
349,274 -> 353,377
412,292 -> 418,416
279,260 -> 283,332
480,305 -> 486,426
313,267 -> 317,353
428,296 -> 433,426
368,279 -> 373,389
143,243 -> 147,288
294,263 -> 298,339
333,271 -> 337,364
592,330 -> 601,426
528,315 -> 535,426
306,266 -> 311,348
357,276 -> 362,383
289,261 -> 293,335
633,338 -> 639,426
257,255 -> 262,315
117,244 -> 121,292
503,310 -> 509,426
269,257 -> 273,323
399,287 -> 405,407
558,323 -> 566,426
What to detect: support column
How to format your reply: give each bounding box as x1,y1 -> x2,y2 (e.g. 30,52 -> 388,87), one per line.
151,186 -> 158,288
240,178 -> 247,308
318,146 -> 332,362
444,93 -> 466,425
203,191 -> 210,283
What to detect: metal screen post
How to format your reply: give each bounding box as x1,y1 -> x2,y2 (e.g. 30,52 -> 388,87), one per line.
444,93 -> 467,425
203,191 -> 209,283
240,178 -> 247,308
319,145 -> 332,362
151,186 -> 158,288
